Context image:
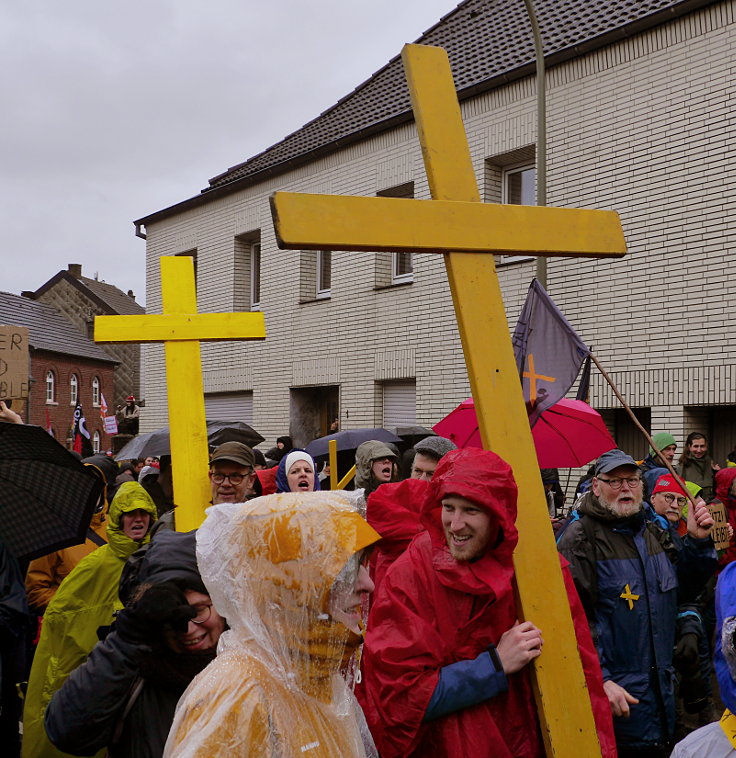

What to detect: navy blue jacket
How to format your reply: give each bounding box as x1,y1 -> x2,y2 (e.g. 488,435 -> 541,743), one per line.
558,492 -> 716,750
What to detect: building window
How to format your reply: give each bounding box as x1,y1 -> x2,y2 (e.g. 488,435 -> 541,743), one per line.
70,374 -> 79,405
376,182 -> 414,286
92,376 -> 100,407
392,252 -> 414,283
316,251 -> 331,298
92,431 -> 101,454
46,370 -> 56,403
251,242 -> 261,309
502,164 -> 536,205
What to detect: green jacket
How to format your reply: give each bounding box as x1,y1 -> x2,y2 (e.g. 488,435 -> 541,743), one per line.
22,482 -> 157,758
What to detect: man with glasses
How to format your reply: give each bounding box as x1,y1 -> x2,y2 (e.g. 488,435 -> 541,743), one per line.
209,442 -> 256,504
558,449 -> 716,758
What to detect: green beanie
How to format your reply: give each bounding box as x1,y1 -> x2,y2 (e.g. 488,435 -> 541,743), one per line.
650,432 -> 676,455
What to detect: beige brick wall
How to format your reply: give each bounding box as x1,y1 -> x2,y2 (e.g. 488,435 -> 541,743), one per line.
141,1 -> 736,464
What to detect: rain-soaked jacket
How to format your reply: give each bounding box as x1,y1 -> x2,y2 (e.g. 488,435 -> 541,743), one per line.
164,492 -> 381,757
45,530 -> 213,758
558,489 -> 717,751
22,482 -> 157,758
360,448 -> 616,758
365,478 -> 428,592
354,440 -> 397,495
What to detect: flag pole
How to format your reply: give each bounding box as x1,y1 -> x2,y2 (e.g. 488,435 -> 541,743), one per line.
589,354 -> 697,508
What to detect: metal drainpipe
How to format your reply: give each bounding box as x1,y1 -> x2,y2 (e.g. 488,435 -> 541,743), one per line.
523,0 -> 547,288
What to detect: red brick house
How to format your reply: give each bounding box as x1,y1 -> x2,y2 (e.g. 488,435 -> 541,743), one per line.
0,290 -> 117,452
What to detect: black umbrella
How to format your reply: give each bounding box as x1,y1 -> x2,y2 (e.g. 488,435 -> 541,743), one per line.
0,423 -> 105,561
305,427 -> 402,459
115,420 -> 264,461
388,425 -> 437,442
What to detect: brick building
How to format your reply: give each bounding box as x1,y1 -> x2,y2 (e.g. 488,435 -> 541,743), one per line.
134,0 -> 736,463
28,263 -> 144,410
0,291 -> 117,451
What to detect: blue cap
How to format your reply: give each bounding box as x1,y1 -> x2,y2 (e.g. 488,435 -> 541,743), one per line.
594,449 -> 638,476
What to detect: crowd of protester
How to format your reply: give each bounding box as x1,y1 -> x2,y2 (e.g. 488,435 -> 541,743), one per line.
3,401 -> 736,756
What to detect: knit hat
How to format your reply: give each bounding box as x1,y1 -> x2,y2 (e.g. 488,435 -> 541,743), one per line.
414,436 -> 457,461
126,395 -> 136,402
283,450 -> 315,475
650,433 -> 676,455
651,474 -> 688,498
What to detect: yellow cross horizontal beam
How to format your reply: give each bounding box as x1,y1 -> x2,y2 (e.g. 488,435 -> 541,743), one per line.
271,192 -> 626,258
95,312 -> 266,343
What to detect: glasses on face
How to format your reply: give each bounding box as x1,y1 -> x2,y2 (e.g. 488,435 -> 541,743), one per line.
190,603 -> 212,625
658,493 -> 688,507
597,476 -> 642,490
210,471 -> 251,485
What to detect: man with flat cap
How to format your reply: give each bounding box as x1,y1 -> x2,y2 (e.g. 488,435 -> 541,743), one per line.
209,442 -> 256,504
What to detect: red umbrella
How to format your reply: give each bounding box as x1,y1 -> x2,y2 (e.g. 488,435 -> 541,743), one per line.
432,398 -> 616,468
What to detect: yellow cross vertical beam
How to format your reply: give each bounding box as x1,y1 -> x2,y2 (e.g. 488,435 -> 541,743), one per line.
159,257 -> 209,532
405,43 -> 601,757
95,256 -> 266,531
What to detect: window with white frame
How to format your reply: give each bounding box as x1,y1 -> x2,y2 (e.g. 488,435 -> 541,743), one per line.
93,431 -> 100,453
92,376 -> 100,406
392,252 -> 413,283
316,251 -> 331,298
376,182 -> 414,286
46,370 -> 55,403
503,164 -> 536,206
250,242 -> 261,309
70,374 -> 79,405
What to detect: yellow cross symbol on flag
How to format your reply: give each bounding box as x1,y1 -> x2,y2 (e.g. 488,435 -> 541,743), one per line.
620,583 -> 640,610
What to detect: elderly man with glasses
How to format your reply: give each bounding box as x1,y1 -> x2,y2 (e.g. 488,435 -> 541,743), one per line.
558,449 -> 717,758
208,442 -> 256,504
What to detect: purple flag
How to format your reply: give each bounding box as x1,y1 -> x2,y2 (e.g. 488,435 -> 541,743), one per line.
511,279 -> 590,426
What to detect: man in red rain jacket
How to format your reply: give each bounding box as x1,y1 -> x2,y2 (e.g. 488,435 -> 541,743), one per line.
359,447 -> 616,758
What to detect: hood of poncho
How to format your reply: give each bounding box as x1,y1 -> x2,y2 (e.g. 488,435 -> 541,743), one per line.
106,481 -> 157,559
420,448 -> 518,600
196,491 -> 380,700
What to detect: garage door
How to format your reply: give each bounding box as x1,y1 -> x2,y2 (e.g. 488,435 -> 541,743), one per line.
382,381 -> 416,427
205,392 -> 254,425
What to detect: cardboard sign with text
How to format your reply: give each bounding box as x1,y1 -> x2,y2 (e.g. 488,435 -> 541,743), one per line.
0,325 -> 30,400
709,501 -> 731,552
104,416 -> 118,435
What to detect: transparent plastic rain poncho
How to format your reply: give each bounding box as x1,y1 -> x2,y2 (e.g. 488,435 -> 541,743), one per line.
164,491 -> 380,758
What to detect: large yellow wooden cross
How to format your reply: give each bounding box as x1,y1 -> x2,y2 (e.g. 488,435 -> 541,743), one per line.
94,256 -> 266,531
270,44 -> 626,757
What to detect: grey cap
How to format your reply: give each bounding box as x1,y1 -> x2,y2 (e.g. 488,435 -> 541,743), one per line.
594,448 -> 638,476
414,436 -> 457,461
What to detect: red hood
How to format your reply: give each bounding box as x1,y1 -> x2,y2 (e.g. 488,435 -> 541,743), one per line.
367,478 -> 428,549
421,448 -> 518,598
716,468 -> 736,509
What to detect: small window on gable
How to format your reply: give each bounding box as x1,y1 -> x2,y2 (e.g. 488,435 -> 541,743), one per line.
92,376 -> 100,407
503,165 -> 536,205
376,182 -> 414,286
70,374 -> 79,405
46,370 -> 56,403
316,251 -> 331,298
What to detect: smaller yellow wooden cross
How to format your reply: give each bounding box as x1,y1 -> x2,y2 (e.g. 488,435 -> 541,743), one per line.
95,256 -> 266,531
620,584 -> 640,611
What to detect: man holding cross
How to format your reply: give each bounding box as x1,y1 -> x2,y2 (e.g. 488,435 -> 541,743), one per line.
558,449 -> 717,756
359,448 -> 616,757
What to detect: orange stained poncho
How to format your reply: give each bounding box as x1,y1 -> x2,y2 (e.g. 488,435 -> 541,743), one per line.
164,492 -> 381,758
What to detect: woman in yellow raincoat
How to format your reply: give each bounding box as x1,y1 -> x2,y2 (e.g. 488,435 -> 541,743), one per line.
164,491 -> 380,757
22,481 -> 157,758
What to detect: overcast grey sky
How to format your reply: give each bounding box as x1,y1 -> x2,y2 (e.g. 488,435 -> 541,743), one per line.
1,1 -> 456,305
